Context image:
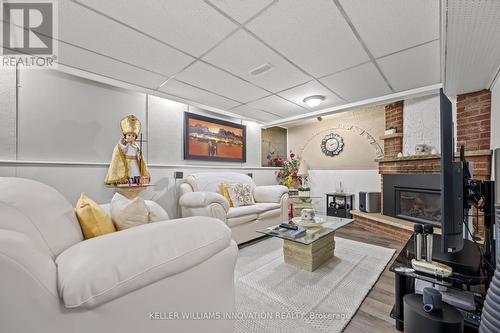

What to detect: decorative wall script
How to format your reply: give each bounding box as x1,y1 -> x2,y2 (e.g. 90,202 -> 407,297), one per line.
298,123 -> 384,159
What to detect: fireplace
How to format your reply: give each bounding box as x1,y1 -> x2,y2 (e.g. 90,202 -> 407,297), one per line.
383,174 -> 441,226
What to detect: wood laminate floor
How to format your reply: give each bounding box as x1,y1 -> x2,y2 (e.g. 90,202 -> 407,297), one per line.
335,223 -> 405,333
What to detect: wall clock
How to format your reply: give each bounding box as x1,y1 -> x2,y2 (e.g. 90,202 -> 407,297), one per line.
321,133 -> 344,157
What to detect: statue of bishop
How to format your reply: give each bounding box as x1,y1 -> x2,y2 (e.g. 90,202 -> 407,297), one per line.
104,115 -> 150,185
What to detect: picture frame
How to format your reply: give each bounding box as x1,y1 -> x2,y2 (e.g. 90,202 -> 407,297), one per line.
183,112 -> 246,162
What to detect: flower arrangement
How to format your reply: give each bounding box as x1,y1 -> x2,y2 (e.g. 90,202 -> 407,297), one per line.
276,151 -> 300,188
266,151 -> 285,167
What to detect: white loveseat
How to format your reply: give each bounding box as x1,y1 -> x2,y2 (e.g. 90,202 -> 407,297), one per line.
179,172 -> 289,244
0,177 -> 238,333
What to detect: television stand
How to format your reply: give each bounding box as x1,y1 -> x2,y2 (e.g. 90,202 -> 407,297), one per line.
390,233 -> 485,331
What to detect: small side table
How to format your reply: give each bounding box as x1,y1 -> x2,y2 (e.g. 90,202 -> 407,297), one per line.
289,194 -> 322,218
326,192 -> 354,218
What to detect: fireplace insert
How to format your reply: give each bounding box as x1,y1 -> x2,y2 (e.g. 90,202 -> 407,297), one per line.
383,174 -> 441,226
395,187 -> 441,225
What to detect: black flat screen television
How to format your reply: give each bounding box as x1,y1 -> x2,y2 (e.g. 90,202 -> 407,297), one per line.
440,89 -> 465,253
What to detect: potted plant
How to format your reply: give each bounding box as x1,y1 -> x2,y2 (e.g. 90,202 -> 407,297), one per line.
385,126 -> 397,135
298,186 -> 311,197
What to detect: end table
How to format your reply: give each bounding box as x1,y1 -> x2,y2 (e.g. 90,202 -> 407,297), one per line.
326,192 -> 354,218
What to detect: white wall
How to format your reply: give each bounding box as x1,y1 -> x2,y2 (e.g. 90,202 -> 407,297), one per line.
403,94 -> 440,156
309,169 -> 381,212
0,68 -> 16,160
0,69 -> 278,218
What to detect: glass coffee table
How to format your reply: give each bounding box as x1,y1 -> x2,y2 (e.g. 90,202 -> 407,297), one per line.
257,214 -> 353,272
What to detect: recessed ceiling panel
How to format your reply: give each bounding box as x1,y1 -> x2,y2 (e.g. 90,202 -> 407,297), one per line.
159,79 -> 240,110
175,61 -> 269,103
320,62 -> 391,102
207,0 -> 275,23
75,0 -> 237,56
278,80 -> 344,110
59,1 -> 194,77
203,30 -> 311,92
377,40 -> 440,92
246,0 -> 369,77
445,0 -> 500,95
339,0 -> 439,58
230,105 -> 280,122
245,95 -> 307,117
58,43 -> 168,89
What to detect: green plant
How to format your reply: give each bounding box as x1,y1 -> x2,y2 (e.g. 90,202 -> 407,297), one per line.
298,187 -> 310,191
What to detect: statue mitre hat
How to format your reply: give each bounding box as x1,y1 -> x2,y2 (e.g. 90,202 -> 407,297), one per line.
120,114 -> 141,136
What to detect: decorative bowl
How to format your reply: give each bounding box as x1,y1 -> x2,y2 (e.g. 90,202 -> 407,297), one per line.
291,216 -> 325,228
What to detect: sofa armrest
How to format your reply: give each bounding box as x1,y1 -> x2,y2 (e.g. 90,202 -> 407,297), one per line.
179,191 -> 230,212
253,185 -> 289,203
55,217 -> 232,309
0,230 -> 58,298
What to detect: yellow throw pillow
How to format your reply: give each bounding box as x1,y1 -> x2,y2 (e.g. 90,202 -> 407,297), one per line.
220,182 -> 234,207
76,193 -> 116,239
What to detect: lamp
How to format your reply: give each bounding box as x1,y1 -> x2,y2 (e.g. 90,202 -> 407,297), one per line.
297,160 -> 309,187
303,95 -> 325,108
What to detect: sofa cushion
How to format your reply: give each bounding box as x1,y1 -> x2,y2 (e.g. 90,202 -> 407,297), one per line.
253,185 -> 289,203
75,193 -> 116,239
110,193 -> 149,230
226,183 -> 255,207
227,214 -> 258,227
227,203 -> 280,218
56,217 -> 231,309
186,172 -> 255,193
101,201 -> 169,222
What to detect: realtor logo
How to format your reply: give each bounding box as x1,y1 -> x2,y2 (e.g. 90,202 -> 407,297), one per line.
1,0 -> 57,67
2,1 -> 53,54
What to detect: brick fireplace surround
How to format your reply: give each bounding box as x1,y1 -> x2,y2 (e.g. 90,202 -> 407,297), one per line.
352,90 -> 492,242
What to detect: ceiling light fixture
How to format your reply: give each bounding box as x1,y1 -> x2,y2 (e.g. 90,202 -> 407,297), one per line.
303,95 -> 325,108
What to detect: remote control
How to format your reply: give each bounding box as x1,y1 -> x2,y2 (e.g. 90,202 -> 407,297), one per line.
279,223 -> 298,230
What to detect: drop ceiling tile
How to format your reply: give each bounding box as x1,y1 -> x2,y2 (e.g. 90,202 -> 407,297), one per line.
445,0 -> 500,95
230,105 -> 280,122
158,79 -> 240,110
58,43 -> 168,89
278,80 -> 344,110
207,0 -> 275,23
203,30 -> 311,92
377,40 -> 440,92
175,61 -> 269,103
246,0 -> 369,77
320,62 -> 391,102
75,0 -> 237,56
339,0 -> 439,58
59,1 -> 194,77
246,95 -> 307,118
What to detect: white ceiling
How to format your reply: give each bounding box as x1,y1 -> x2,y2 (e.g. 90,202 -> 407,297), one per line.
50,0 -> 445,123
444,0 -> 500,95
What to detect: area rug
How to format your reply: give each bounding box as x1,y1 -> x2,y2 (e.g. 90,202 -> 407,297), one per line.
234,236 -> 395,333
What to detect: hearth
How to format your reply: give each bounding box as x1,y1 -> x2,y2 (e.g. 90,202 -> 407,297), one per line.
383,174 -> 441,226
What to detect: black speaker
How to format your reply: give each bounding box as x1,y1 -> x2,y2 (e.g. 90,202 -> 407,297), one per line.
359,192 -> 381,213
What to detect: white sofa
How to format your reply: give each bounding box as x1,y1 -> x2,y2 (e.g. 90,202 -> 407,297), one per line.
0,177 -> 238,333
179,172 -> 289,244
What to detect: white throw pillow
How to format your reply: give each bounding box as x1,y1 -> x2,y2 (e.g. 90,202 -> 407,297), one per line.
146,201 -> 170,222
227,183 -> 255,207
110,193 -> 149,230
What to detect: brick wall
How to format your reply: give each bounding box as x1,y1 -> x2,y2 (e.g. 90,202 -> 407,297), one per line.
377,91 -> 492,239
456,90 -> 491,152
384,101 -> 404,158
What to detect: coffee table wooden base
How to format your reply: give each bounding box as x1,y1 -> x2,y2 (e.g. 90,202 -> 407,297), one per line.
283,232 -> 335,272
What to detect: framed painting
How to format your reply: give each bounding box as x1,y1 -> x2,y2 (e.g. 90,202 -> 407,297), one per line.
183,112 -> 246,162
